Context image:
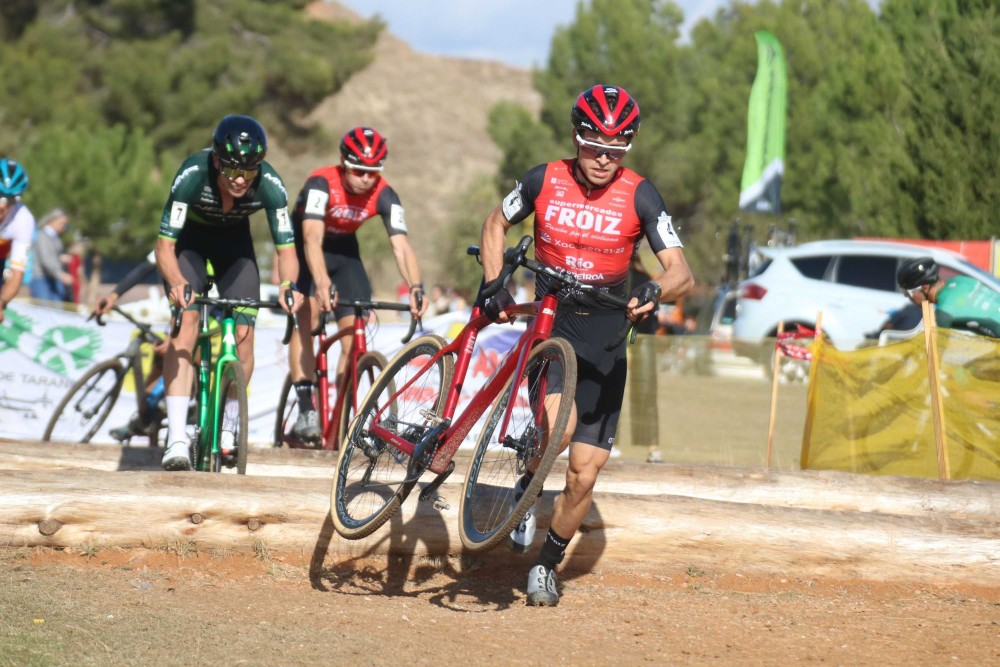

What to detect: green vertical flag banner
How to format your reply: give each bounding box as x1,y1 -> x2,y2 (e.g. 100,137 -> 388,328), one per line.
739,31 -> 787,214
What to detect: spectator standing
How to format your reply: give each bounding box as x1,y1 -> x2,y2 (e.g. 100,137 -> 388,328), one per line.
30,208 -> 73,303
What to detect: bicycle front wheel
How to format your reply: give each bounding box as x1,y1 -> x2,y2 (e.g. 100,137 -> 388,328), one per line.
273,373 -> 297,448
211,360 -> 249,474
459,337 -> 577,552
331,334 -> 453,539
43,359 -> 126,443
335,350 -> 389,451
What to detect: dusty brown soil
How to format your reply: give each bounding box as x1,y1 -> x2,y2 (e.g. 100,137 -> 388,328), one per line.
2,546 -> 998,666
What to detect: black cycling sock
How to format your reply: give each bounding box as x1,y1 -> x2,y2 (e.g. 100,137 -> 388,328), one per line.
517,470 -> 535,496
537,528 -> 571,570
294,382 -> 316,412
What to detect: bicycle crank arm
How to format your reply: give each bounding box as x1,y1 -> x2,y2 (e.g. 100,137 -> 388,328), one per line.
407,417 -> 452,479
418,460 -> 455,502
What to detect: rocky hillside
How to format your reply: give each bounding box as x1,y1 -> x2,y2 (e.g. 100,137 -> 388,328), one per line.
266,1 -> 542,295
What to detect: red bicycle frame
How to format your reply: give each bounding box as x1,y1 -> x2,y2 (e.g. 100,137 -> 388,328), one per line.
313,313 -> 369,450
367,294 -> 559,476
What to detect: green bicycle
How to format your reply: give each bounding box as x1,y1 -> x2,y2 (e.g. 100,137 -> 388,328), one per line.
170,289 -> 295,474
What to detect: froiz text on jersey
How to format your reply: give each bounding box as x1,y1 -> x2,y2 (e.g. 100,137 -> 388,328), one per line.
542,204 -> 622,235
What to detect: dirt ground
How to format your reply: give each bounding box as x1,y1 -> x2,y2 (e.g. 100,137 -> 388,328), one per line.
2,545 -> 998,667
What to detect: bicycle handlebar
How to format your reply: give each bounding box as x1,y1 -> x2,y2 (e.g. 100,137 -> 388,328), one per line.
313,296 -> 422,344
471,235 -> 659,349
169,285 -> 298,345
89,306 -> 165,346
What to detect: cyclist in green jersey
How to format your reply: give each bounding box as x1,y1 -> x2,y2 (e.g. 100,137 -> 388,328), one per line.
897,257 -> 1000,338
155,115 -> 303,471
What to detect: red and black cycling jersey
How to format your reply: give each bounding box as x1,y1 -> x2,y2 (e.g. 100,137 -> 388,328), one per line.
291,165 -> 408,239
501,159 -> 682,289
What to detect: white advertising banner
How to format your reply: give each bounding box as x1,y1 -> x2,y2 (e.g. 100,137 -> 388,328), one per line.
0,302 -> 525,446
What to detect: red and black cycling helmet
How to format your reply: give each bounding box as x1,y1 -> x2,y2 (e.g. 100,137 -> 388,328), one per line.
897,257 -> 940,291
571,84 -> 641,138
212,115 -> 267,169
340,127 -> 388,170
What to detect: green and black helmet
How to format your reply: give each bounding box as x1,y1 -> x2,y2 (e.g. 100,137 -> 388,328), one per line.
897,257 -> 939,290
212,115 -> 267,169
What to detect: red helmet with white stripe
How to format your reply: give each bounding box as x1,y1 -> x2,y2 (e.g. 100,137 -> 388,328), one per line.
571,84 -> 640,138
340,127 -> 388,169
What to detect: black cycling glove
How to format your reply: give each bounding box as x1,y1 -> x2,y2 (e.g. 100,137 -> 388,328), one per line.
629,280 -> 661,324
484,288 -> 515,322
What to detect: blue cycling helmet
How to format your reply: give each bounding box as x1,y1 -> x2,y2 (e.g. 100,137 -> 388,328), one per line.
0,159 -> 28,198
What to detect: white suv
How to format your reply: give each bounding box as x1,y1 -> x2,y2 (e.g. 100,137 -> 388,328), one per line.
732,239 -> 1000,370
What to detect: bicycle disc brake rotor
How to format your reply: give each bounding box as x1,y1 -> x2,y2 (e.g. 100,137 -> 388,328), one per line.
505,424 -> 539,476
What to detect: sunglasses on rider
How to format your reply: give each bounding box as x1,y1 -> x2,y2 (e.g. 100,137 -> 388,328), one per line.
345,164 -> 383,176
220,165 -> 259,181
575,133 -> 632,161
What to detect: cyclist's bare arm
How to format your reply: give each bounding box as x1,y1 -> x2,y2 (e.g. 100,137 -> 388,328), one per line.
274,244 -> 303,314
388,234 -> 426,317
155,237 -> 192,308
480,203 -> 516,323
302,218 -> 332,311
627,247 -> 693,322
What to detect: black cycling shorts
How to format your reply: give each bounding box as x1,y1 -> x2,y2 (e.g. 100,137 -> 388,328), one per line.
169,220 -> 260,327
296,234 -> 373,321
551,305 -> 629,450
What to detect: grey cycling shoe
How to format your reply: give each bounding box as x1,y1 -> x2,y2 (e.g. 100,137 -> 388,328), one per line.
526,564 -> 559,606
161,440 -> 192,471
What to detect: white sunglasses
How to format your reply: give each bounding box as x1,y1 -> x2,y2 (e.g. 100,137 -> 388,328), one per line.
575,133 -> 632,160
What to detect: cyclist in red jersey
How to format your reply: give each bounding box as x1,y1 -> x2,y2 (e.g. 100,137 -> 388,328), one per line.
286,126 -> 427,442
479,84 -> 694,606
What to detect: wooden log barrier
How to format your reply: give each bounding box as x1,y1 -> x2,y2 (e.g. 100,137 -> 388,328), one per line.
0,452 -> 997,585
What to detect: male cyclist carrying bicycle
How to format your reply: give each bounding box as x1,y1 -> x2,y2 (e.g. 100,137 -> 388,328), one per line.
156,114 -> 303,471
286,126 -> 427,443
479,84 -> 694,605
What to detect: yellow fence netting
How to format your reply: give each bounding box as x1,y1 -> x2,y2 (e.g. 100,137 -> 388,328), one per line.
802,328 -> 1000,480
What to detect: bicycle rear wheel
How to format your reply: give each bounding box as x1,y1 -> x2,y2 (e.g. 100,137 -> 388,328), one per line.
459,337 -> 576,552
331,335 -> 453,539
211,360 -> 249,474
42,359 -> 126,443
335,350 -> 388,451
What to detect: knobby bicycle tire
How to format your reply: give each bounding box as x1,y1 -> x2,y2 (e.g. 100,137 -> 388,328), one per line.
459,337 -> 577,552
273,373 -> 297,448
335,350 -> 389,451
42,358 -> 126,443
331,334 -> 454,540
211,360 -> 249,474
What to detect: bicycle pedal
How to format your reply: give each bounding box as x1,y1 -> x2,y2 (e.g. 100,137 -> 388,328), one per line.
418,460 -> 455,502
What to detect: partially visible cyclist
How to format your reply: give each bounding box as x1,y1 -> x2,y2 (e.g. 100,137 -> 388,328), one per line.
286,126 -> 427,443
95,253 -> 221,443
155,114 -> 303,471
897,257 -> 1000,338
479,84 -> 694,606
0,158 -> 34,325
